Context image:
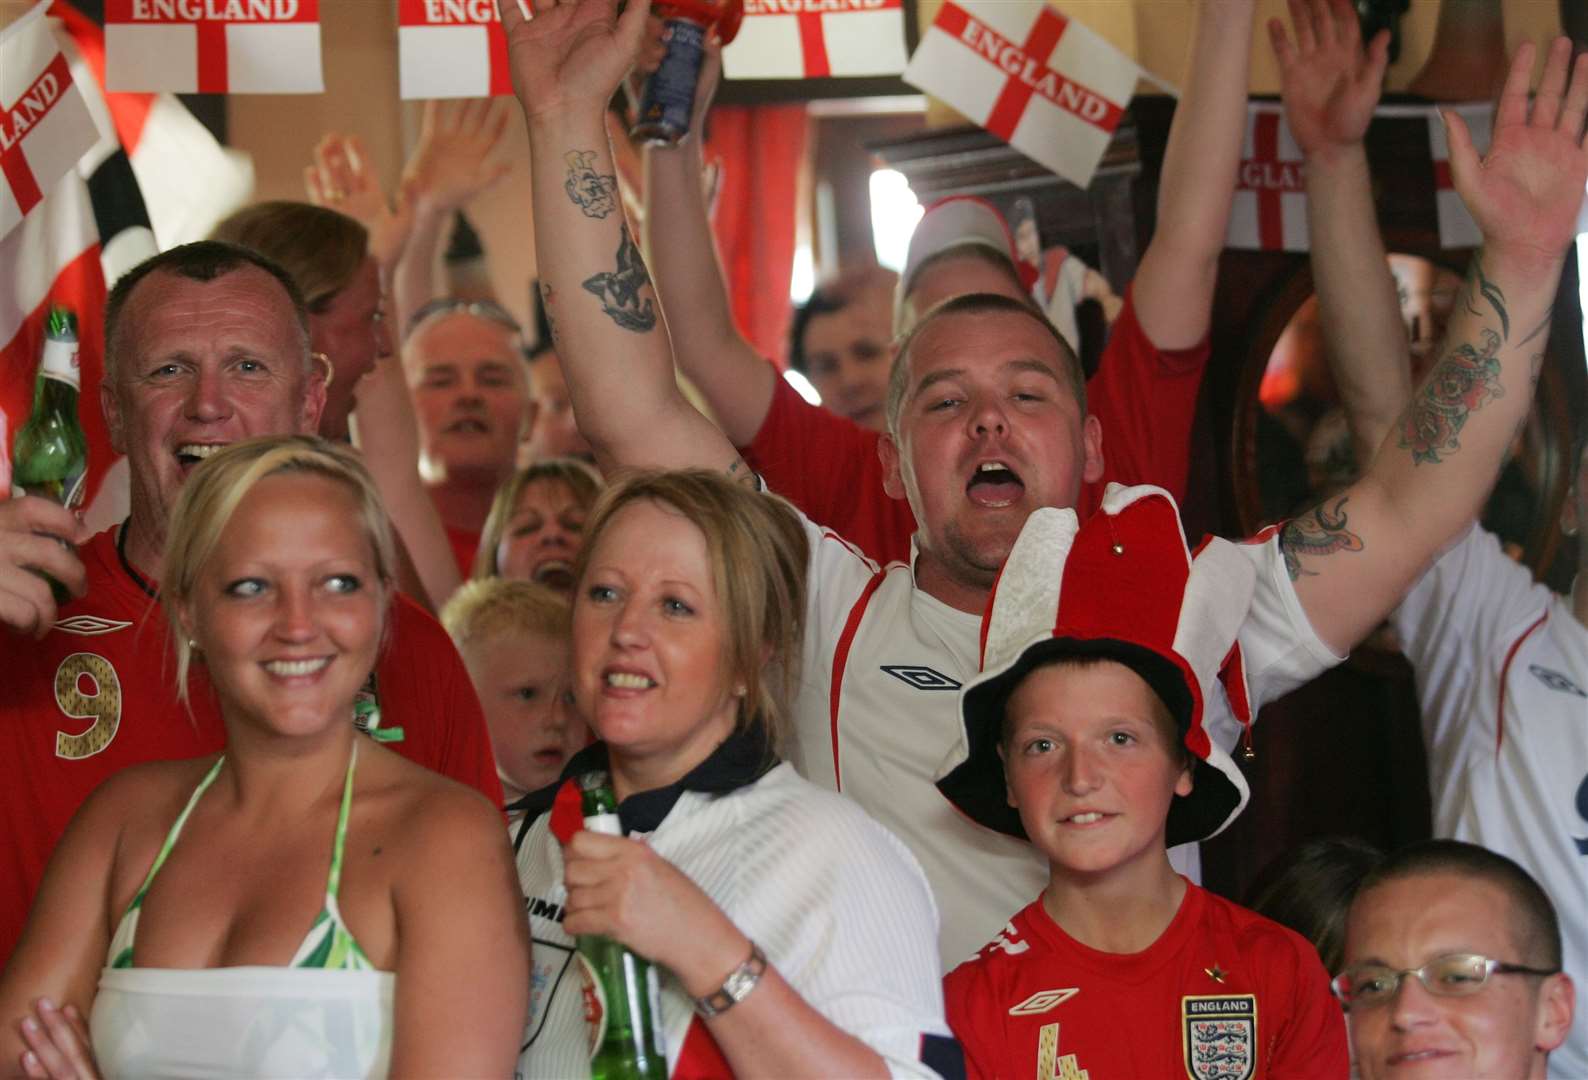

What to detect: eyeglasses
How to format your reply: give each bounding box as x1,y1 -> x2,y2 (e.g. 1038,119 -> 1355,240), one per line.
405,298 -> 523,341
1331,953 -> 1560,1008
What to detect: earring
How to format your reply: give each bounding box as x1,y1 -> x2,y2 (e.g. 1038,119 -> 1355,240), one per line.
312,351 -> 334,390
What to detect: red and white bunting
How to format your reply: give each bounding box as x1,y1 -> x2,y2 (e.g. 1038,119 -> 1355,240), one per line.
0,2 -> 99,243
903,0 -> 1140,190
104,0 -> 323,95
398,0 -> 516,100
722,0 -> 907,81
1226,105 -> 1307,252
1427,103 -> 1490,250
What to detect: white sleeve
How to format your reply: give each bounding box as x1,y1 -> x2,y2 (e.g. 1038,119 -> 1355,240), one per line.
1235,532 -> 1349,710
736,791 -> 957,1078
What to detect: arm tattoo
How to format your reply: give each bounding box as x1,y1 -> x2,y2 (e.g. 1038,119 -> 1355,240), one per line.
539,282 -> 560,346
581,224 -> 657,333
1461,255 -> 1510,341
1518,308 -> 1553,347
563,150 -> 619,219
725,457 -> 760,490
1397,329 -> 1504,465
1280,496 -> 1365,581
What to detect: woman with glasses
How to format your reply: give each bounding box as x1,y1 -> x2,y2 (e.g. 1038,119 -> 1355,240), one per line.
1337,839 -> 1572,1080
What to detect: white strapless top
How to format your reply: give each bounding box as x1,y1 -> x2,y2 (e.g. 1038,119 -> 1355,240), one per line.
91,966 -> 394,1079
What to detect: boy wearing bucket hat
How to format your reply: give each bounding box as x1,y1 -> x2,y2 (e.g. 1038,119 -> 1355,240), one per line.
938,487 -> 1348,1076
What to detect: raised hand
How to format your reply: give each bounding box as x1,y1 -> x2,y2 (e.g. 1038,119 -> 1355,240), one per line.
400,99 -> 513,216
1269,0 -> 1390,160
498,0 -> 652,123
304,133 -> 414,271
1447,38 -> 1588,265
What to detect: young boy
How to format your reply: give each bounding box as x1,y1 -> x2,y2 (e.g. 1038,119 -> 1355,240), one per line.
937,488 -> 1348,1077
442,578 -> 589,819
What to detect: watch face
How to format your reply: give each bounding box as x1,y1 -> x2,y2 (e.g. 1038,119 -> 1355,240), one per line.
1234,253 -> 1579,640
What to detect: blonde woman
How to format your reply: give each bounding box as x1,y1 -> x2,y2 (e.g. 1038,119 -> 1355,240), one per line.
472,457 -> 603,589
2,436 -> 528,1079
515,470 -> 956,1077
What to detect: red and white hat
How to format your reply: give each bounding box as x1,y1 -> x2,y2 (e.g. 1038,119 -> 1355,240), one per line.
937,484 -> 1259,847
895,195 -> 1040,330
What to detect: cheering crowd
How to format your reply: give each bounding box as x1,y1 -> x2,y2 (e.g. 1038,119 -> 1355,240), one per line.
1,0 -> 1586,1075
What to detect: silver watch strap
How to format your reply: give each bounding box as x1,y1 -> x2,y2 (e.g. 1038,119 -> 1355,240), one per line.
694,941 -> 767,1018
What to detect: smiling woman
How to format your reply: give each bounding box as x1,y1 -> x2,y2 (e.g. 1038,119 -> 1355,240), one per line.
0,436 -> 529,1079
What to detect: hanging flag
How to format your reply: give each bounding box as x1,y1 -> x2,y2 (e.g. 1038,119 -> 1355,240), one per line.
1,1 -> 252,523
902,0 -> 1142,190
0,2 -> 100,243
1427,102 -> 1490,251
722,0 -> 907,81
104,0 -> 323,94
1226,104 -> 1307,252
398,0 -> 514,100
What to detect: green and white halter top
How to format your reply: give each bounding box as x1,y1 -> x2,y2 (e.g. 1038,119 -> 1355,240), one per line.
91,742 -> 395,1078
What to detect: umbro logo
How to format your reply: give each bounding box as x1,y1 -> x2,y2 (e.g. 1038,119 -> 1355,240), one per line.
880,665 -> 961,691
53,615 -> 132,636
1529,665 -> 1587,698
1008,988 -> 1079,1016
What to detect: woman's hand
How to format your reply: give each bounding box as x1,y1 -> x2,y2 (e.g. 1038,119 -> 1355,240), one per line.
304,133 -> 414,273
17,999 -> 98,1080
400,99 -> 514,218
561,830 -> 748,997
499,0 -> 652,124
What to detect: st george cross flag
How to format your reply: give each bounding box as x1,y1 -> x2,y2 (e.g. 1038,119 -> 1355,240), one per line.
0,2 -> 99,243
902,0 -> 1141,189
104,0 -> 323,94
1226,104 -> 1307,252
1427,103 -> 1489,250
722,0 -> 907,81
399,0 -> 514,100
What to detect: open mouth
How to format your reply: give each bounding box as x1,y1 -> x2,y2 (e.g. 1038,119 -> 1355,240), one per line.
604,671 -> 655,690
966,460 -> 1026,508
175,443 -> 228,471
444,417 -> 489,435
532,559 -> 576,592
262,657 -> 331,678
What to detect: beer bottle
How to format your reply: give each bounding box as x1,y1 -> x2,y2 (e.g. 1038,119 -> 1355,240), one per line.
631,0 -> 743,146
576,771 -> 667,1079
12,306 -> 87,605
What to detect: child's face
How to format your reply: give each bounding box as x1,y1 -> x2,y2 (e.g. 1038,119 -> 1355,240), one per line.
464,628 -> 589,795
1001,660 -> 1192,879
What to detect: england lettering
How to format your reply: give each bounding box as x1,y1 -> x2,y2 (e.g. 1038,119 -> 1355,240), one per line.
417,0 -> 500,24
1237,161 -> 1303,192
955,14 -> 1115,126
126,0 -> 300,20
0,60 -> 67,154
744,0 -> 889,13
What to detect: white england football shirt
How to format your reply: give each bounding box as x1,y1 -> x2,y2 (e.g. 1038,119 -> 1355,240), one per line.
1391,525 -> 1588,1077
790,505 -> 1344,970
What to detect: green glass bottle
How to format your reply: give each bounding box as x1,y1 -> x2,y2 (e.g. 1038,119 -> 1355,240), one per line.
576,771 -> 667,1079
12,306 -> 87,605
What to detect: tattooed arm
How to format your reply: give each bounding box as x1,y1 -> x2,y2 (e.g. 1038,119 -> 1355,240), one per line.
1280,37 -> 1588,654
497,0 -> 750,483
1272,0 -> 1408,468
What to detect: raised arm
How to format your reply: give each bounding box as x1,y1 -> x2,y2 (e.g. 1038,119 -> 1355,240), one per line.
499,0 -> 746,480
1282,38 -> 1588,652
640,42 -> 777,447
1273,0 -> 1408,467
1131,0 -> 1257,348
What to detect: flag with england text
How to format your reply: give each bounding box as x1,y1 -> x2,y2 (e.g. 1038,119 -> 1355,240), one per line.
104,0 -> 322,94
399,0 -> 518,100
902,0 -> 1140,189
722,0 -> 907,81
0,2 -> 99,243
1,1 -> 251,522
1225,104 -> 1307,252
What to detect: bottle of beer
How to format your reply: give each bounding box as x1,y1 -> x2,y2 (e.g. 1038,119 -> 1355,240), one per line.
576,771 -> 667,1079
12,305 -> 87,605
631,0 -> 743,146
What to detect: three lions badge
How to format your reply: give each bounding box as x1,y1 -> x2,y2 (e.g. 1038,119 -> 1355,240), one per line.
1183,995 -> 1256,1080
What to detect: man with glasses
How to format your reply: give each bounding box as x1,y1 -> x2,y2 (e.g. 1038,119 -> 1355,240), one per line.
1337,840 -> 1575,1079
403,298 -> 535,575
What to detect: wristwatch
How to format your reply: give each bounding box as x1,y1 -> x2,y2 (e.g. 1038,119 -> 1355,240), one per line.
693,941 -> 767,1017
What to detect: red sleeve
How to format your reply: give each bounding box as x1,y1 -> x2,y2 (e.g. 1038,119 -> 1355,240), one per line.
378,596 -> 505,807
740,367 -> 916,565
944,960 -> 1000,1080
1261,927 -> 1351,1077
1085,283 -> 1210,505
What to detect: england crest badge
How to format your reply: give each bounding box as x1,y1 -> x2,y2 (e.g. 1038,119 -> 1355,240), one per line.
1183,995 -> 1257,1080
